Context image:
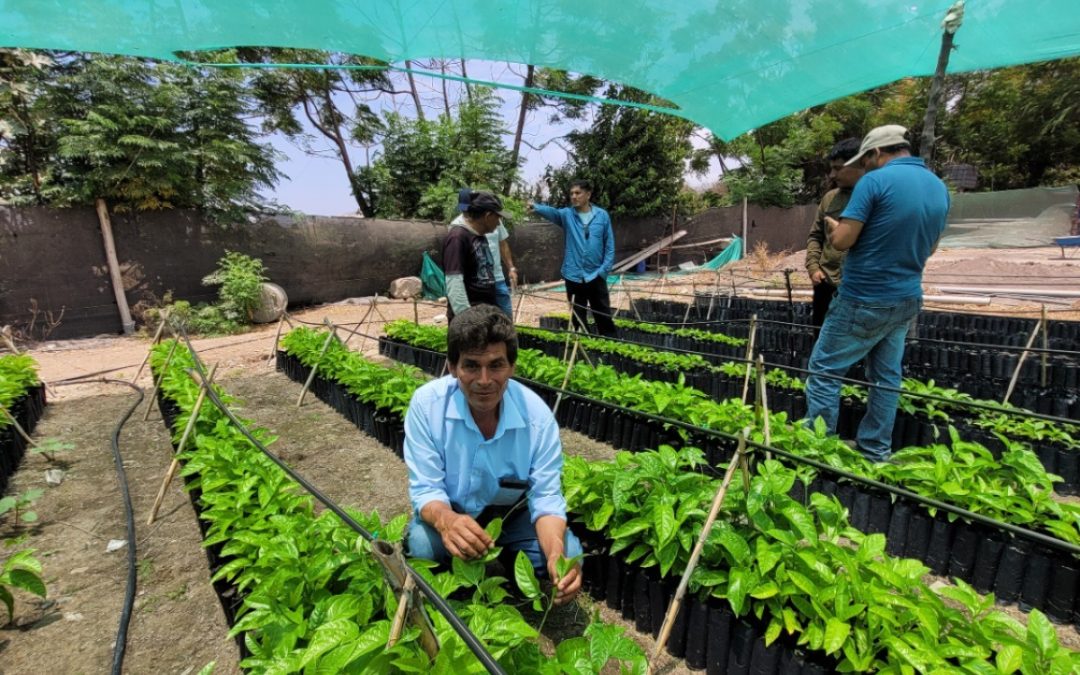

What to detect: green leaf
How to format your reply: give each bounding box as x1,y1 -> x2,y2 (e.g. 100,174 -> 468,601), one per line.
298,618 -> 359,669
1026,609 -> 1058,656
823,618 -> 851,655
7,569 -> 46,598
485,517 -> 503,543
653,501 -> 676,548
514,550 -> 541,600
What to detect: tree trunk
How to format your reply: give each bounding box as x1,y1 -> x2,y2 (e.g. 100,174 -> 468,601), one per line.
461,59 -> 473,103
439,60 -> 451,117
920,29 -> 955,167
95,198 -> 135,334
404,60 -> 425,121
507,64 -> 535,194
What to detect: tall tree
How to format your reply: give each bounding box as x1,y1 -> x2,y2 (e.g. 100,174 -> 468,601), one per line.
240,49 -> 396,217
546,85 -> 694,218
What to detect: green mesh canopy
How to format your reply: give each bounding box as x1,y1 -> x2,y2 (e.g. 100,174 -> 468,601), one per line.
2,1 -> 1079,138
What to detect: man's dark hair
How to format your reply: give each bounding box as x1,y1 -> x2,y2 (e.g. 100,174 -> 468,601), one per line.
569,179 -> 593,193
447,304 -> 518,365
827,138 -> 862,163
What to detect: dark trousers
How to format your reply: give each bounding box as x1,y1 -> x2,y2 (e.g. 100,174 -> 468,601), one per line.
564,276 -> 616,337
812,281 -> 838,331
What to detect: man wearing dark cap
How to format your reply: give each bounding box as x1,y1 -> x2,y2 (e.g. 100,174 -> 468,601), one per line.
804,124 -> 949,462
450,188 -> 518,317
442,191 -> 510,321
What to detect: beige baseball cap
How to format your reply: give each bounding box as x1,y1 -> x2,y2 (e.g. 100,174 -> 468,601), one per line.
845,125 -> 909,166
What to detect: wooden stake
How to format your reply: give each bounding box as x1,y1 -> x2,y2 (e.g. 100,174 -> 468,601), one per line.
0,406 -> 41,451
552,337 -> 581,417
143,339 -> 180,421
740,314 -> 758,404
513,286 -> 529,325
132,309 -> 170,383
755,356 -> 773,461
648,432 -> 749,674
297,322 -> 337,408
1040,304 -> 1049,388
1003,318 -> 1043,405
147,365 -> 218,525
371,540 -> 439,659
413,298 -> 419,325
347,302 -> 376,354
265,314 -> 288,369
561,299 -> 576,363
96,198 -> 135,334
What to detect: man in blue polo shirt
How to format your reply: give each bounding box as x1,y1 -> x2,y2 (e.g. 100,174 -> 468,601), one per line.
405,304 -> 582,604
804,125 -> 950,462
529,179 -> 616,336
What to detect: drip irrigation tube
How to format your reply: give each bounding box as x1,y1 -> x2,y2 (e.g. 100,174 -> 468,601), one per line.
171,329 -> 507,675
378,336 -> 1080,557
51,378 -> 144,675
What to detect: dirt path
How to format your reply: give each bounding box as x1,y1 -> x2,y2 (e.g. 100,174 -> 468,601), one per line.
0,385 -> 239,675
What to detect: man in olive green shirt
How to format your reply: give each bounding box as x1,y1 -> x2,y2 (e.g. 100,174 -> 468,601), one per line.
806,138 -> 865,330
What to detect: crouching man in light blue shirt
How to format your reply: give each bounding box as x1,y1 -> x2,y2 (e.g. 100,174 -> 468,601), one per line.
405,304 -> 583,605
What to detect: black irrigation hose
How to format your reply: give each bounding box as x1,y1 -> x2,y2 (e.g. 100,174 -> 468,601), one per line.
52,378 -> 144,675
529,322 -> 1080,428
379,337 -> 1080,556
169,329 -> 507,675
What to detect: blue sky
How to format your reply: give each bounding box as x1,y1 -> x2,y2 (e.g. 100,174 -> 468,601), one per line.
261,60 -> 721,216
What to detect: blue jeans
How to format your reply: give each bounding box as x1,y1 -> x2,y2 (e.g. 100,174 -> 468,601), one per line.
494,280 -> 513,317
804,294 -> 921,461
407,509 -> 582,574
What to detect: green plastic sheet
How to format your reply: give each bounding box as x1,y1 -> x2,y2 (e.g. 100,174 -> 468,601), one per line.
2,1 -> 1079,138
420,251 -> 446,301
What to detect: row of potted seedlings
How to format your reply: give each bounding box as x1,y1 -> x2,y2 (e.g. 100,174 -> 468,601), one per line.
0,354 -> 46,495
294,324 -> 1080,672
524,317 -> 1080,492
377,320 -> 1080,624
637,296 -> 1080,401
154,339 -> 646,673
526,318 -> 1080,494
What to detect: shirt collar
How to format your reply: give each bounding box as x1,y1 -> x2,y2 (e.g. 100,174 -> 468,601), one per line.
446,378 -> 526,438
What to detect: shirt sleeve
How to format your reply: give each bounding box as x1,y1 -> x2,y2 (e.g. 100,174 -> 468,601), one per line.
840,175 -> 876,224
404,389 -> 450,518
532,204 -> 564,229
496,223 -> 509,242
527,415 -> 568,522
805,199 -> 827,273
444,274 -> 470,314
442,229 -> 466,275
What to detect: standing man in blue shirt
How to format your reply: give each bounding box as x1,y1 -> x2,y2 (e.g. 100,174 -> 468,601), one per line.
404,304 -> 582,604
529,179 -> 617,336
804,125 -> 950,462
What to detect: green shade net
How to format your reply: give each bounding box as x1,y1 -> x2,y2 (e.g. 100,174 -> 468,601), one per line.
2,1 -> 1080,138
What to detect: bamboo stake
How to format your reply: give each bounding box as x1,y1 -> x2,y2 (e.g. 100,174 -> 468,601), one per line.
297,321 -> 338,408
0,406 -> 41,452
513,285 -> 529,325
413,298 -> 419,325
740,314 -> 758,404
552,337 -> 581,417
0,326 -> 20,355
132,309 -> 169,383
1003,318 -> 1043,405
371,540 -> 439,659
755,355 -> 773,461
1041,304 -> 1049,388
265,314 -> 288,368
648,431 -> 749,674
147,365 -> 218,525
143,339 -> 180,421
341,302 -> 375,352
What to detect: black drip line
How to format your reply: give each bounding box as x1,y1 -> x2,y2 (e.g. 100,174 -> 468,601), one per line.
49,378 -> 144,675
167,326 -> 507,675
374,336 -> 1080,557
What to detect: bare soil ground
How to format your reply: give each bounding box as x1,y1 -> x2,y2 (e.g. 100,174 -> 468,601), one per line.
3,245 -> 1079,673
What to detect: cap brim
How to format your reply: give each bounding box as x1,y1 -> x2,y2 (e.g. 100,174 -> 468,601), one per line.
844,150 -> 867,166
495,210 -> 512,221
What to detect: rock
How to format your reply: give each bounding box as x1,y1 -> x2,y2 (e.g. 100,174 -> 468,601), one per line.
106,539 -> 127,553
389,276 -> 423,299
432,314 -> 447,324
63,612 -> 84,622
70,567 -> 89,575
251,282 -> 288,323
45,469 -> 65,486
